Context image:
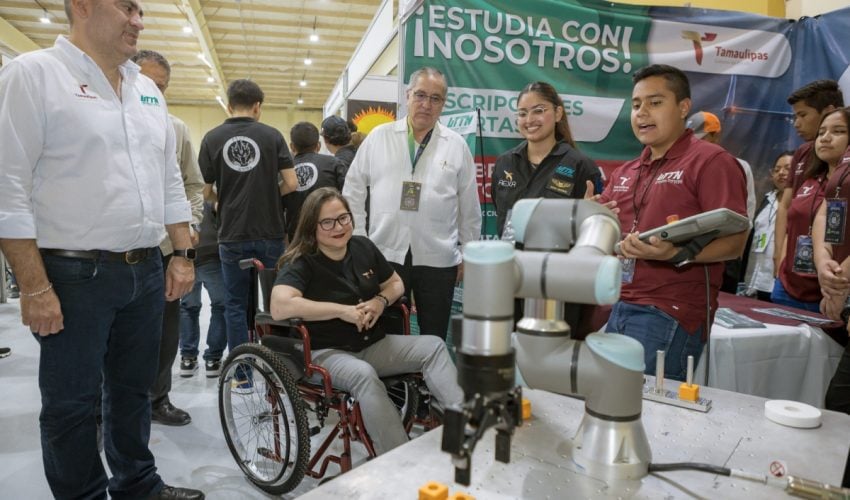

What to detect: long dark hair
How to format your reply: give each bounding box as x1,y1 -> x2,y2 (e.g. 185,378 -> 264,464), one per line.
277,187 -> 353,269
517,81 -> 576,148
803,106 -> 850,181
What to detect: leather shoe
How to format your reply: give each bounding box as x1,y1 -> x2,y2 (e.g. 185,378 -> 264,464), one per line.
148,485 -> 205,499
151,401 -> 191,426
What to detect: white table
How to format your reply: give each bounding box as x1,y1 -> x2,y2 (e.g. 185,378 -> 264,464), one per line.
696,322 -> 844,407
300,386 -> 850,499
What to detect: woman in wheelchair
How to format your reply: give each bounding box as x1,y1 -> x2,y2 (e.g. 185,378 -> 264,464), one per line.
270,187 -> 463,454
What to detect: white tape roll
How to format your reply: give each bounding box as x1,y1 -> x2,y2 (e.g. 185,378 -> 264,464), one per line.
764,400 -> 822,429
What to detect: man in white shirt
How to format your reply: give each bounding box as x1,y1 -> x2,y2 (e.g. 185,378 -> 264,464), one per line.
343,67 -> 482,339
0,1 -> 201,498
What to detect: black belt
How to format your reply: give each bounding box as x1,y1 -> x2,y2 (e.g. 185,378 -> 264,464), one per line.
41,248 -> 156,265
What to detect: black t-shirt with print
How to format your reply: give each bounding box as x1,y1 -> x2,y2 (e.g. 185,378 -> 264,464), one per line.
274,236 -> 395,352
492,140 -> 602,236
199,117 -> 293,242
282,151 -> 348,239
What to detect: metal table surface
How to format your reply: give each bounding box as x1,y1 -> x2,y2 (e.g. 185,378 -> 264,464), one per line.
299,380 -> 850,499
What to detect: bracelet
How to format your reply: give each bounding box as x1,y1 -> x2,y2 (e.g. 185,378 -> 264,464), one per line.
21,282 -> 53,298
375,293 -> 390,307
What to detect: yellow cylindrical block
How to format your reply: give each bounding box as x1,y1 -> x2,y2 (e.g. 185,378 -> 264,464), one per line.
418,481 -> 449,500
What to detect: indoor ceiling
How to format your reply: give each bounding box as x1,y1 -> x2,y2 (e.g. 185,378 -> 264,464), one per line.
0,0 -> 387,109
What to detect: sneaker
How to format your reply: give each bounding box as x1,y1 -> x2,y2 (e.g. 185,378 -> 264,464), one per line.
180,357 -> 198,378
0,347 -> 10,359
7,284 -> 19,299
205,359 -> 221,378
231,377 -> 254,395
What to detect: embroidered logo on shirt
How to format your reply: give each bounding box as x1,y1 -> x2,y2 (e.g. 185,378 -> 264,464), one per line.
498,171 -> 517,188
612,175 -> 631,192
797,185 -> 815,197
555,165 -> 575,177
140,95 -> 160,106
546,177 -> 574,196
74,84 -> 97,100
293,162 -> 318,192
362,269 -> 375,279
223,136 -> 260,172
655,170 -> 684,185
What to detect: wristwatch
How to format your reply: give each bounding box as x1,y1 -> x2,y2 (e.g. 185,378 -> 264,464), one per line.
840,296 -> 850,324
172,248 -> 197,261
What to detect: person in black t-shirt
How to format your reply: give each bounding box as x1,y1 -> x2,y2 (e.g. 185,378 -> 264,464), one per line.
271,187 -> 463,454
283,122 -> 348,240
321,115 -> 357,170
492,81 -> 604,338
199,79 -> 296,352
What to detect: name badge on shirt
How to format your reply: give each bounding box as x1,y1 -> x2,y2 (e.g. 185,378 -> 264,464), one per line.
792,235 -> 816,275
752,231 -> 769,253
824,198 -> 847,244
621,257 -> 635,284
400,181 -> 422,211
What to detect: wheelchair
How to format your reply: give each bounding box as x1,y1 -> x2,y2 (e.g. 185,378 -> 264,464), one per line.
218,259 -> 437,495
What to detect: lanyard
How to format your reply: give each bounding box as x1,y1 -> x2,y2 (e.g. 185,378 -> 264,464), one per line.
833,163 -> 850,197
630,157 -> 666,232
407,124 -> 434,175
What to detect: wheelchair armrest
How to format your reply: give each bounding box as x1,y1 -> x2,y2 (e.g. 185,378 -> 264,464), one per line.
255,311 -> 303,328
238,258 -> 265,270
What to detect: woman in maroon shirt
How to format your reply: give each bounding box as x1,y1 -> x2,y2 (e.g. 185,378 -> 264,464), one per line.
775,108 -> 850,311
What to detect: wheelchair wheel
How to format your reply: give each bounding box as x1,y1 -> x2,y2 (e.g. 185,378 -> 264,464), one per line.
219,344 -> 310,495
384,375 -> 420,430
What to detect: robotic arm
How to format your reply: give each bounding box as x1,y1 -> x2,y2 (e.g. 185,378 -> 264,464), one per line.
442,198 -> 652,484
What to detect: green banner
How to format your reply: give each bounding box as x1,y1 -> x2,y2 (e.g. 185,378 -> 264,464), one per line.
403,0 -> 652,159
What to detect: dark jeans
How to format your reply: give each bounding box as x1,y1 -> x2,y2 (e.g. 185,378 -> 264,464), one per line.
605,301 -> 704,382
219,239 -> 285,350
391,248 -> 457,340
825,341 -> 850,415
179,259 -> 227,361
150,254 -> 180,407
770,278 -> 820,313
37,250 -> 164,499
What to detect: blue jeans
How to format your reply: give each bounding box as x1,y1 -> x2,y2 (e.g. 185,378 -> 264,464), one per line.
219,239 -> 285,350
179,259 -> 228,361
37,250 -> 164,499
770,278 -> 821,313
605,301 -> 704,382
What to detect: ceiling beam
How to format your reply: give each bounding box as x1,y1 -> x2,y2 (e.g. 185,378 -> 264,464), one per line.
180,0 -> 226,109
202,1 -> 375,21
0,15 -> 40,54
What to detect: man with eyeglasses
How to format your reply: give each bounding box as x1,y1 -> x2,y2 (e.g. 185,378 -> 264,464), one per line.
343,67 -> 481,340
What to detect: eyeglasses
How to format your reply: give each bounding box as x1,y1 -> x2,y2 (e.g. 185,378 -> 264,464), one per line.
515,105 -> 550,121
411,91 -> 445,106
318,212 -> 353,231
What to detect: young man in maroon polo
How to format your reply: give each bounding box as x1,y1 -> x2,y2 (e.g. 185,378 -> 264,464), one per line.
598,64 -> 749,381
773,80 -> 843,273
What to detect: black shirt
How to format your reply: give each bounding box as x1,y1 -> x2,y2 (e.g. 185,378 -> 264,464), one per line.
282,151 -> 348,239
199,117 -> 293,242
492,140 -> 602,236
274,236 -> 395,352
334,144 -> 357,172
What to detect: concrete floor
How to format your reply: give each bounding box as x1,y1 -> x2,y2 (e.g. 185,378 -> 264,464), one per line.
0,292 -> 366,499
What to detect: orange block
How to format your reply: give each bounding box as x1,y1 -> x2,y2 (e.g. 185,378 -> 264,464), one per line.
678,382 -> 700,402
449,493 -> 476,500
418,481 -> 449,500
522,398 -> 532,421
666,214 -> 680,224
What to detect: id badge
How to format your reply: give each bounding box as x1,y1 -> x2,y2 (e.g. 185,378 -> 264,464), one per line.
752,231 -> 769,253
621,258 -> 635,284
824,198 -> 847,244
400,181 -> 422,211
792,235 -> 816,275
